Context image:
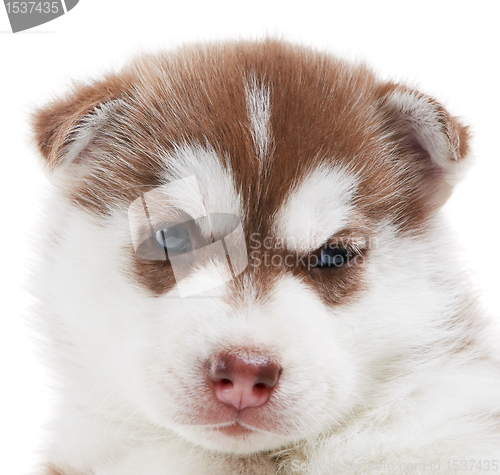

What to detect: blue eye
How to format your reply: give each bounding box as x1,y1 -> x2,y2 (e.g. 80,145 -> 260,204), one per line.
319,247 -> 349,267
153,224 -> 192,254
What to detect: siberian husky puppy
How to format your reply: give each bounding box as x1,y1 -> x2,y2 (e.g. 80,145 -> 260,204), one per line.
32,40 -> 500,474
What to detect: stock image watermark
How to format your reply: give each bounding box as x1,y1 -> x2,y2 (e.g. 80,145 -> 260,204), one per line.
128,176 -> 375,297
3,0 -> 78,32
128,176 -> 248,298
248,233 -> 372,271
290,459 -> 499,473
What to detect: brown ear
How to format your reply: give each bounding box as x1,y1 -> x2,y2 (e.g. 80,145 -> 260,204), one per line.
376,85 -> 471,203
31,75 -> 126,170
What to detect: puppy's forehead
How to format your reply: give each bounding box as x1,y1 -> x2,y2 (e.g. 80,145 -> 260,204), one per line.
143,47 -> 380,238
75,41 -> 393,231
155,73 -> 363,245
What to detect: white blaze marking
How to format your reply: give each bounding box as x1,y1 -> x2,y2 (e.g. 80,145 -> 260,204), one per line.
245,76 -> 272,167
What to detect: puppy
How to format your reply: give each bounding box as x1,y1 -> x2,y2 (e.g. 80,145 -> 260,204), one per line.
32,40 -> 500,474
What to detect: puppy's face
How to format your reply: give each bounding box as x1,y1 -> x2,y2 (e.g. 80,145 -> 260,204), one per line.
34,41 -> 470,454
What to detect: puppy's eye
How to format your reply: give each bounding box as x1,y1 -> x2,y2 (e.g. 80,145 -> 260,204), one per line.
317,247 -> 350,267
153,224 -> 192,254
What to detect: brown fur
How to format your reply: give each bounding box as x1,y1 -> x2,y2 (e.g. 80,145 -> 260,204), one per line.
32,39 -> 470,301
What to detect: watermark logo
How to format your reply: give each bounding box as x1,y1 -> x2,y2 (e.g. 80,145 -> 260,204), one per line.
290,459 -> 499,473
3,0 -> 78,33
128,176 -> 248,298
128,176 -> 373,298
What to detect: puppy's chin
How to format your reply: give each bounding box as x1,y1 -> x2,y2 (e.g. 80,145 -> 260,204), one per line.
173,423 -> 294,454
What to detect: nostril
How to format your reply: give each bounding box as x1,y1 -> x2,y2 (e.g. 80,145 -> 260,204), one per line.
252,382 -> 270,400
254,365 -> 282,389
219,379 -> 233,390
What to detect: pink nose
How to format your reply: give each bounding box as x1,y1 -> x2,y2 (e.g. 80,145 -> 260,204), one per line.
208,351 -> 281,411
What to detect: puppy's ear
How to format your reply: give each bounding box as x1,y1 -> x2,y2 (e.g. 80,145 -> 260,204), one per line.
377,85 -> 471,206
32,76 -> 125,171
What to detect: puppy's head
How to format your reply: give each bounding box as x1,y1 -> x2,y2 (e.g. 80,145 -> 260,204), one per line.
33,40 -> 471,454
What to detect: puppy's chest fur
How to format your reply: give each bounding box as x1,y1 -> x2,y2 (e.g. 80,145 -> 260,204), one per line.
33,40 -> 500,475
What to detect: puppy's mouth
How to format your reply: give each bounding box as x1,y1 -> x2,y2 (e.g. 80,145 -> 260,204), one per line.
187,408 -> 283,437
177,416 -> 293,455
209,422 -> 254,437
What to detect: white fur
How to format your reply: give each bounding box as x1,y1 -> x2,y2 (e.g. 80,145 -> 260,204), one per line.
162,142 -> 243,220
245,76 -> 272,166
273,164 -> 358,253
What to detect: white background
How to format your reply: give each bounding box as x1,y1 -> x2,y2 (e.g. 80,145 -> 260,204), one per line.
1,1 -> 499,473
